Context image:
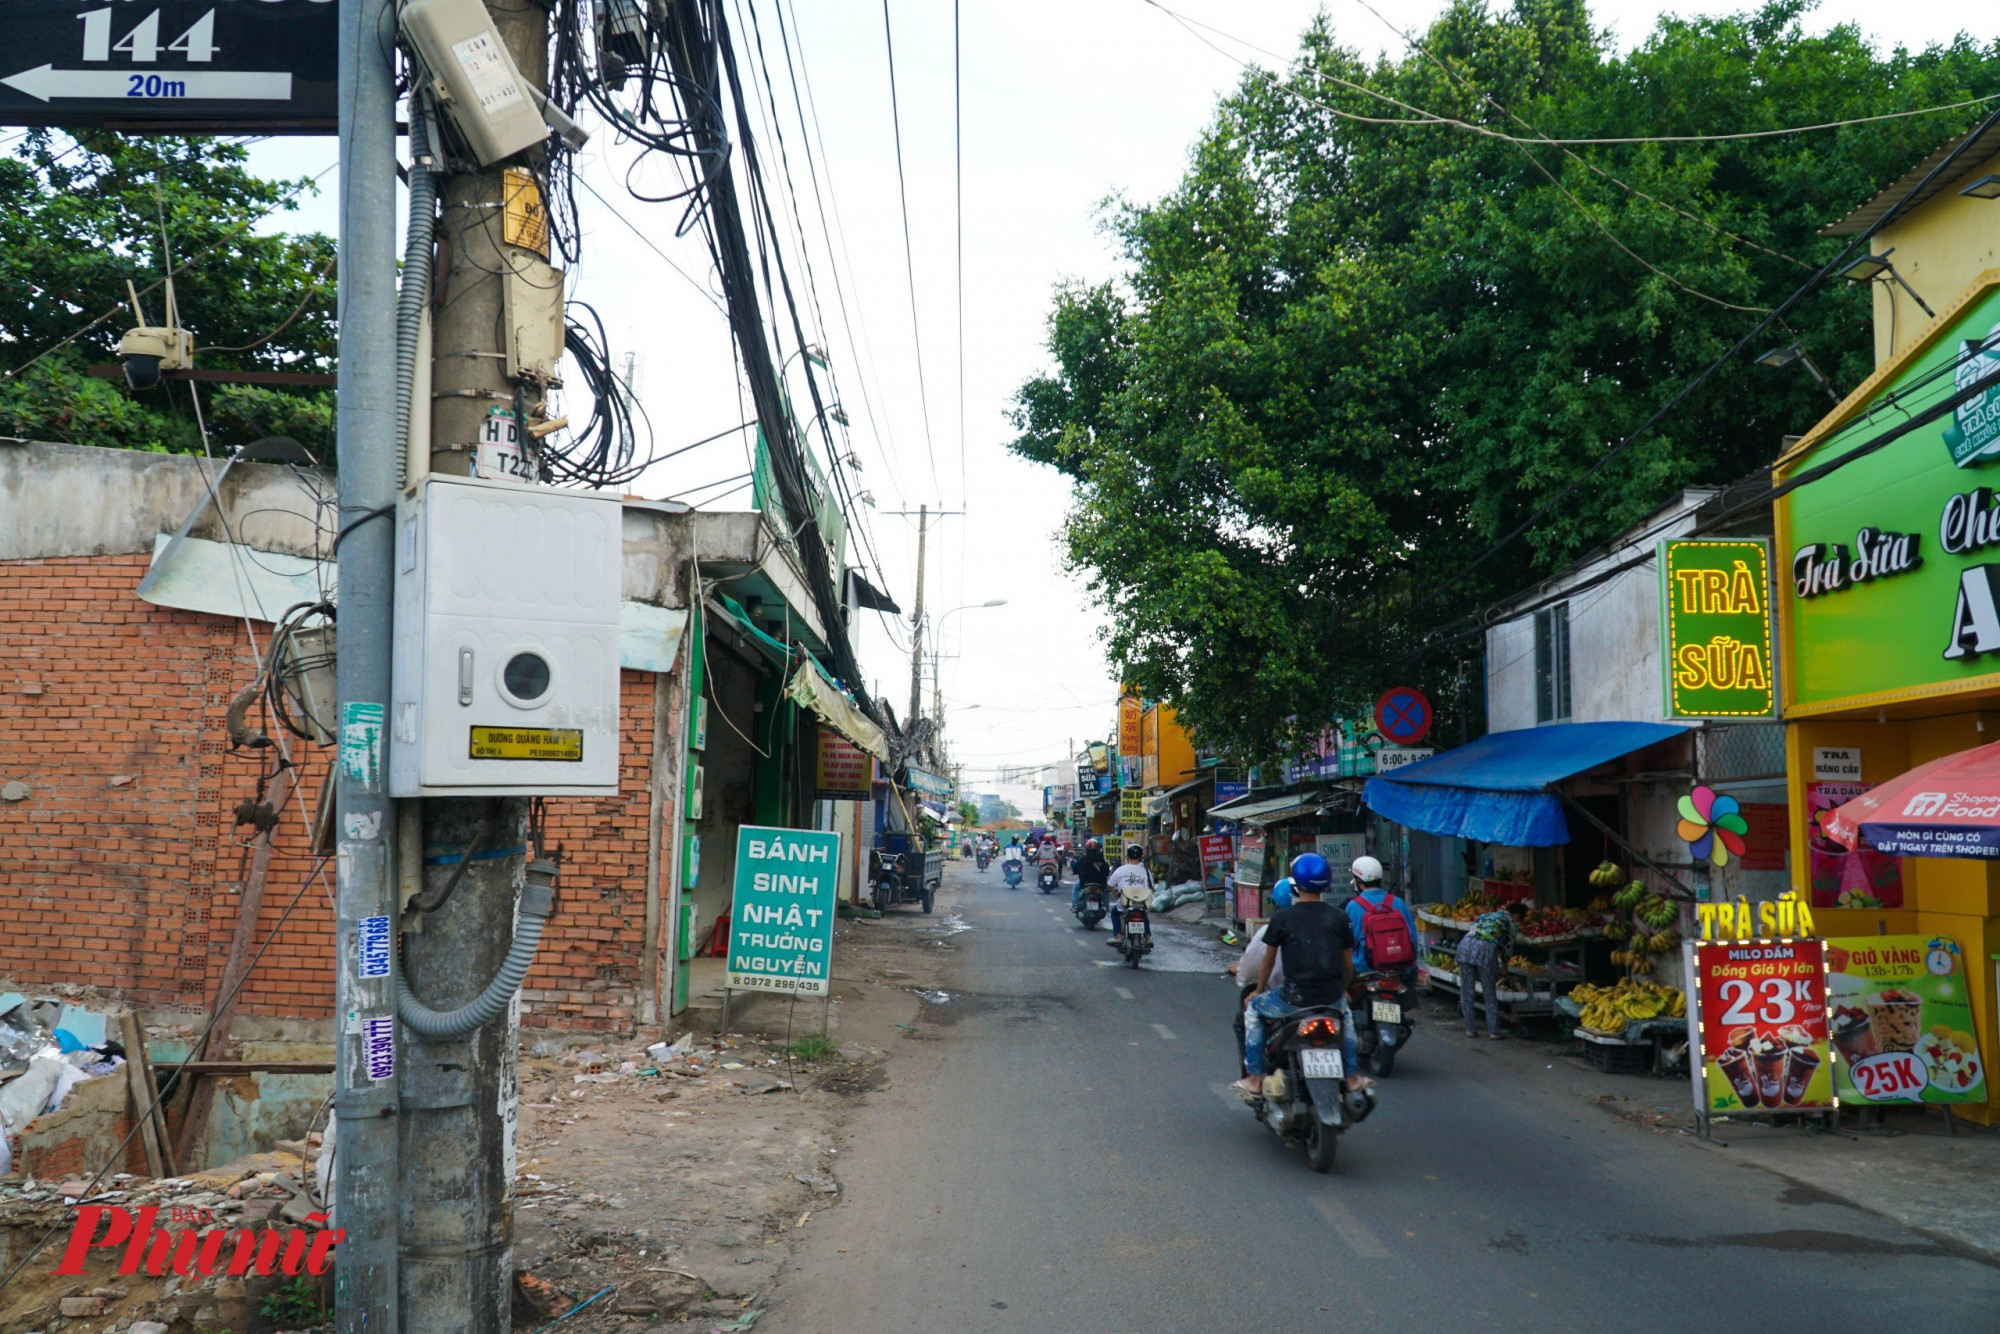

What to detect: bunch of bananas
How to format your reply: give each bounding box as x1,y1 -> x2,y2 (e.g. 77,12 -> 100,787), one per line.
1613,879 -> 1648,908
1572,978 -> 1686,1035
1633,895 -> 1679,930
1587,860 -> 1625,889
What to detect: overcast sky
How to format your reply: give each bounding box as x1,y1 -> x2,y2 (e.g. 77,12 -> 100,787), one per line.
245,0 -> 1985,805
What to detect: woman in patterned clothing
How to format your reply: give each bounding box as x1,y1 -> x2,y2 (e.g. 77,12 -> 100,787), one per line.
1455,900 -> 1527,1039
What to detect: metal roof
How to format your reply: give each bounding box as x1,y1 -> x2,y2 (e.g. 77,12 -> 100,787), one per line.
1823,118 -> 2000,236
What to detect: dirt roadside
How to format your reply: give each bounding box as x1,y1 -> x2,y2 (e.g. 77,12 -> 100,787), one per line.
505,872 -> 972,1331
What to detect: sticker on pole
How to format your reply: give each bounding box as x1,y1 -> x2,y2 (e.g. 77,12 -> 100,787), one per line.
1374,687 -> 1433,746
340,702 -> 385,791
727,825 -> 839,998
362,1016 -> 395,1082
356,914 -> 391,979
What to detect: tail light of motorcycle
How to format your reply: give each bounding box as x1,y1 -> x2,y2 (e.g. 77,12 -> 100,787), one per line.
1373,978 -> 1401,992
1298,1016 -> 1342,1040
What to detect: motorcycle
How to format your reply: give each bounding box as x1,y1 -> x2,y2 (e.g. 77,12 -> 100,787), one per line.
1117,905 -> 1153,968
1002,861 -> 1023,891
1037,863 -> 1060,895
1074,884 -> 1107,930
1240,1005 -> 1377,1173
976,851 -> 991,872
1347,970 -> 1417,1076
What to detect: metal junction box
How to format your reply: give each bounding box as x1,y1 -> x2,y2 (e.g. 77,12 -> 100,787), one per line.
392,474 -> 621,797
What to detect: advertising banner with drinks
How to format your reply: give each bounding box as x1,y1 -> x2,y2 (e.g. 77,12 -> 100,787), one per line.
1688,940 -> 1833,1115
1807,781 -> 1902,908
1825,935 -> 1986,1104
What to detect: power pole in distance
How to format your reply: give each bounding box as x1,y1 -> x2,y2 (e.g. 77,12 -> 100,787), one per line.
332,0 -> 403,1321
398,0 -> 556,1325
906,502 -> 927,732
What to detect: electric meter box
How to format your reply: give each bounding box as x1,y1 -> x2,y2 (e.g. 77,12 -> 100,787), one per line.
391,474 -> 622,797
401,0 -> 549,166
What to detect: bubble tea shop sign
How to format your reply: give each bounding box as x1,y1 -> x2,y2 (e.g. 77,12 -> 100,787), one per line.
728,825 -> 840,997
1657,538 -> 1776,719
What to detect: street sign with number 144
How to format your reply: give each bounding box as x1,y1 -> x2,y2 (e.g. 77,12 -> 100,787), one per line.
1,0 -> 336,132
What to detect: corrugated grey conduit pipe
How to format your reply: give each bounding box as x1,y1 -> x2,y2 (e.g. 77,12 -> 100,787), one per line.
393,103 -> 437,486
398,859 -> 559,1038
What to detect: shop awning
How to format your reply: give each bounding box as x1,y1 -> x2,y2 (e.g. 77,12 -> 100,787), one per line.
1362,722 -> 1688,846
1824,739 -> 2000,858
784,658 -> 889,763
1208,791 -> 1331,827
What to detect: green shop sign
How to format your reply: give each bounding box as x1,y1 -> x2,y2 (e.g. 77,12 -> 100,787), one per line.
727,825 -> 840,997
1780,279 -> 2000,707
1658,538 -> 1775,718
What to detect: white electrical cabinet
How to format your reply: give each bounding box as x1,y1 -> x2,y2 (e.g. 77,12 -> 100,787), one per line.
392,475 -> 622,797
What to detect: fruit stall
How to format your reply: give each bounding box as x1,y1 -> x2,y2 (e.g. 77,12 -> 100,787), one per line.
1556,862 -> 1690,1073
1413,881 -> 1605,1020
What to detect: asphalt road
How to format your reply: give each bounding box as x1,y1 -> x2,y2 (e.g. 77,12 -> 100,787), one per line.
768,863 -> 2000,1333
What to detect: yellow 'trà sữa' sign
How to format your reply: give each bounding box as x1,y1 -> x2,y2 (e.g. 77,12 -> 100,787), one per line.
1658,538 -> 1776,719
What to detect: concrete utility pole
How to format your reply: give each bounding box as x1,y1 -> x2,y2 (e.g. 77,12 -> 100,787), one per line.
398,0 -> 554,1324
333,0 -> 403,1321
907,502 -> 927,733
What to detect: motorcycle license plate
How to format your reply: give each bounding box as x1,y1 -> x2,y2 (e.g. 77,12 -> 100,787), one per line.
1300,1048 -> 1344,1080
1371,1001 -> 1402,1025
1126,922 -> 1146,936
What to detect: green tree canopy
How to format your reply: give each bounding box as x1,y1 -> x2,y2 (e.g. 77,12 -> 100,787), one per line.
0,132 -> 335,459
1011,0 -> 2000,760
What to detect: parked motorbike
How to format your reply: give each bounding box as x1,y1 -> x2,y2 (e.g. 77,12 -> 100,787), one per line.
1074,884 -> 1107,929
1239,1005 -> 1376,1172
1117,905 -> 1153,968
1037,863 -> 1060,895
1002,861 -> 1023,891
1346,970 -> 1416,1076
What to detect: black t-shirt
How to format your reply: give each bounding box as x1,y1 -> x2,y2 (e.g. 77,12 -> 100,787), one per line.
1262,900 -> 1356,1007
1075,851 -> 1111,886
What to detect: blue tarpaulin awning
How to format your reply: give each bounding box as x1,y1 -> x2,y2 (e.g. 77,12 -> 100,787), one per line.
1362,722 -> 1688,846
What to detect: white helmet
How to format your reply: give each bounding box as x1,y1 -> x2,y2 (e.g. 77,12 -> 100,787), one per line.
1351,855 -> 1385,885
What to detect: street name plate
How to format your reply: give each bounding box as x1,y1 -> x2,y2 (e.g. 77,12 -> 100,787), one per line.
1,0 -> 337,131
727,825 -> 839,998
469,726 -> 583,761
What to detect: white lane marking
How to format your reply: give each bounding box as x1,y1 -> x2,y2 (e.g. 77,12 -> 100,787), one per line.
1074,939 -> 1088,947
1094,960 -> 1122,968
1114,987 -> 1135,1000
1152,1024 -> 1178,1041
1312,1195 -> 1391,1259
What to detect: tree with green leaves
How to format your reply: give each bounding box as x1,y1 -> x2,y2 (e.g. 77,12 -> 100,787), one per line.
958,798 -> 982,826
1011,0 -> 2000,761
0,132 -> 335,459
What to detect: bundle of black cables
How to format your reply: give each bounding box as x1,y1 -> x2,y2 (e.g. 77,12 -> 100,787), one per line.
542,301 -> 656,489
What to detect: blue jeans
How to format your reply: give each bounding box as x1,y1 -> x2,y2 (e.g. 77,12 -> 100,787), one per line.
1244,991 -> 1358,1079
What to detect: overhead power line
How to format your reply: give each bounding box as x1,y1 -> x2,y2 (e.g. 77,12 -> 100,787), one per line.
1140,0 -> 2000,146
879,0 -> 945,501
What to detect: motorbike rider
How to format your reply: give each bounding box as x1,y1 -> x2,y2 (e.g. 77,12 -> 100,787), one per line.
1232,853 -> 1366,1096
1342,856 -> 1420,979
1072,837 -> 1111,911
1105,843 -> 1153,943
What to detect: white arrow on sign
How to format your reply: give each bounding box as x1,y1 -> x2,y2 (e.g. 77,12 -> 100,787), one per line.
1,65 -> 292,102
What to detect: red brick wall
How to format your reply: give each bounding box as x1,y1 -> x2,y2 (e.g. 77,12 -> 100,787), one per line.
0,554 -> 669,1034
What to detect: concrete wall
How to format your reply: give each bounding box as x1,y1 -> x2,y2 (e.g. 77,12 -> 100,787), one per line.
1487,492 -> 1714,730
0,438 -> 331,561
1871,149 -> 2000,366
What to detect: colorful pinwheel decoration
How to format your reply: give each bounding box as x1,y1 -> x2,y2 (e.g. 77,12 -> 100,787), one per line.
1678,785 -> 1748,866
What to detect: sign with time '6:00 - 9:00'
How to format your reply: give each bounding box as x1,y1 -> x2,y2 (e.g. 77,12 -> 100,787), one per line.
1658,539 -> 1776,720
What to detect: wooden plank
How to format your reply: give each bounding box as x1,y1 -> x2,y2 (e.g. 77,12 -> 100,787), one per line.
175,763 -> 295,1170
119,1011 -> 165,1178
123,1010 -> 177,1178
176,1061 -> 333,1075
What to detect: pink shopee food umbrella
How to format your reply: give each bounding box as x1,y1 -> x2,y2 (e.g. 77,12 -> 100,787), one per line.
1821,738 -> 2000,859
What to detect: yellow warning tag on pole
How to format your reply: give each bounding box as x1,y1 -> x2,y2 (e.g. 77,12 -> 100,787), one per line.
501,167 -> 550,257
470,726 -> 583,761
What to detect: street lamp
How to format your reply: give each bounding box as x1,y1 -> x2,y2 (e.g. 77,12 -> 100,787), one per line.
1754,341 -> 1839,404
1837,247 -> 1935,318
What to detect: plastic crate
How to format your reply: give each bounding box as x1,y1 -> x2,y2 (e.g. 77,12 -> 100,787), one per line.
1578,1032 -> 1650,1074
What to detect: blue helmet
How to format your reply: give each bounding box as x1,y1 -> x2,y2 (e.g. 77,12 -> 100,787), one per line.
1270,876 -> 1296,910
1290,852 -> 1333,893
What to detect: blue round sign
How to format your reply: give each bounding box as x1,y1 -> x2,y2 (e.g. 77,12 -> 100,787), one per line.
1375,688 -> 1433,746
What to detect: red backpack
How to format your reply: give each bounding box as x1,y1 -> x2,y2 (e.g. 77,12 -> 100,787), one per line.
1359,894 -> 1415,968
